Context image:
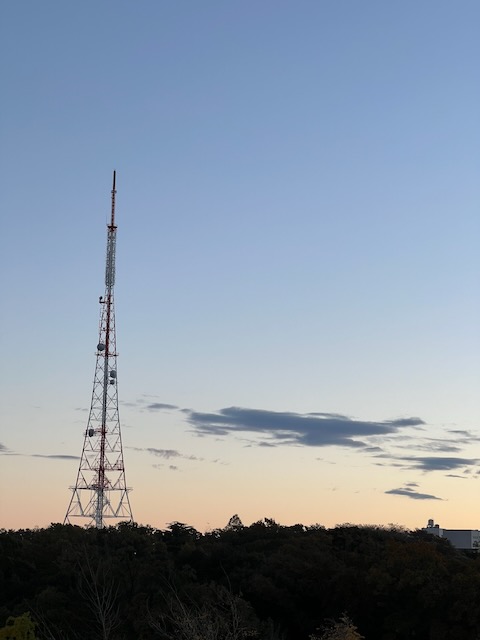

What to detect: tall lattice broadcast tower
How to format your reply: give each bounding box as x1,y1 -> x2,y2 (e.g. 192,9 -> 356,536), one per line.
65,172 -> 133,528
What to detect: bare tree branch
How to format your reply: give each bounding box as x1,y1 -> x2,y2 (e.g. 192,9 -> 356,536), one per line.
76,549 -> 121,640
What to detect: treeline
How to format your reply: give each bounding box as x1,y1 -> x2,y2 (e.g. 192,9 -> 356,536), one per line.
1,518 -> 480,639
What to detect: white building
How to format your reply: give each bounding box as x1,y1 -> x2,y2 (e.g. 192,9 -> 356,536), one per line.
423,519 -> 480,550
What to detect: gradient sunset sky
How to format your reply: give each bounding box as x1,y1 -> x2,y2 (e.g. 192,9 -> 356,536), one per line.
1,1 -> 480,532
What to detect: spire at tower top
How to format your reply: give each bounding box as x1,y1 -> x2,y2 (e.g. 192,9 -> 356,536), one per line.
110,170 -> 117,228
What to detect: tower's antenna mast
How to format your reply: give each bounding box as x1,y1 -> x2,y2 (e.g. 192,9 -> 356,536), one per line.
65,172 -> 133,528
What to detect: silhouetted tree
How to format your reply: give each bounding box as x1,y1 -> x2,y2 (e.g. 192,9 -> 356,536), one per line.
0,612 -> 37,640
310,614 -> 363,640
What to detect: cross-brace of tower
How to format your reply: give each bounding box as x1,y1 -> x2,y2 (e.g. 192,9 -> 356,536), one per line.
65,172 -> 133,528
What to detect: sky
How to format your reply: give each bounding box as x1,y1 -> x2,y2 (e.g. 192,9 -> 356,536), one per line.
1,1 -> 480,532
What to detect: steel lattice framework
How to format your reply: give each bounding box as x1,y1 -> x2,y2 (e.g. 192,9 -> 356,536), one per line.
65,172 -> 133,528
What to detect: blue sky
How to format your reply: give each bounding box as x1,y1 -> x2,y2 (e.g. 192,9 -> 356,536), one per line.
1,1 -> 480,531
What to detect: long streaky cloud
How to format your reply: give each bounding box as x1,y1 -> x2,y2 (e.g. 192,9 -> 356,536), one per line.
186,407 -> 425,448
147,448 -> 181,459
32,454 -> 80,460
386,487 -> 442,501
402,456 -> 478,471
143,448 -> 207,464
147,403 -> 179,411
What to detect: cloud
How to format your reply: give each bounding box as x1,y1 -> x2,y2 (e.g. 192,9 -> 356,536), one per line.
402,457 -> 478,471
385,487 -> 443,501
147,403 -> 179,411
390,418 -> 426,427
130,400 -> 479,478
32,454 -> 80,460
146,448 -> 181,459
136,447 -> 217,467
391,434 -> 480,454
152,463 -> 180,472
408,441 -> 462,453
447,429 -> 480,442
185,407 -> 425,448
1,448 -> 79,460
372,451 -> 480,474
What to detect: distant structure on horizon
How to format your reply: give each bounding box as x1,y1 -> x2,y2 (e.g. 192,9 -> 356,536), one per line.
64,172 -> 133,528
423,519 -> 480,551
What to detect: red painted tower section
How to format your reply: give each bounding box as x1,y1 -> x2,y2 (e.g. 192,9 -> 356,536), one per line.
65,172 -> 133,528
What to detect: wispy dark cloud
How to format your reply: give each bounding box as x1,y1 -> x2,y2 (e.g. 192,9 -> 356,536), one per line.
390,433 -> 480,454
386,487 -> 443,501
146,448 -> 181,459
408,441 -> 462,453
32,454 -> 80,460
147,403 -> 179,411
185,407 -> 425,448
118,397 -> 181,410
130,446 -> 222,469
1,446 -> 78,459
402,457 -> 478,471
144,448 -> 206,462
390,418 -> 426,427
152,463 -> 180,472
447,429 -> 480,443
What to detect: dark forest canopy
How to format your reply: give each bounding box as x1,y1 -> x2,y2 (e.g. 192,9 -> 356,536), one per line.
1,519 -> 480,639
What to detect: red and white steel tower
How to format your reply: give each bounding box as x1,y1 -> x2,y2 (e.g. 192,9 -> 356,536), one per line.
65,172 -> 133,528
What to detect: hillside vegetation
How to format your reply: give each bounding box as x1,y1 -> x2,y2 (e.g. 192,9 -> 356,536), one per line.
1,519 -> 479,639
